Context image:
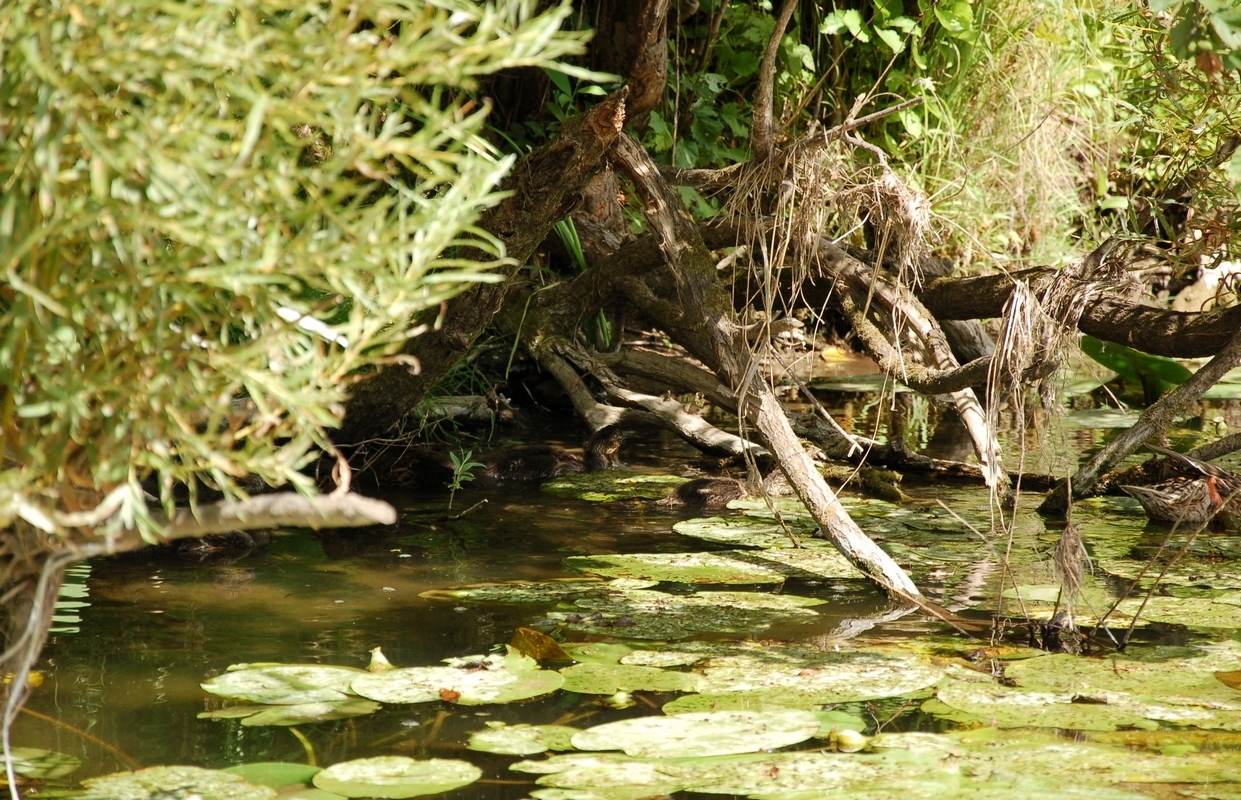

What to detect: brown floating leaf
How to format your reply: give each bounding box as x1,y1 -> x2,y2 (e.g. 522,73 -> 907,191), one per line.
510,627 -> 573,663
1215,670 -> 1241,690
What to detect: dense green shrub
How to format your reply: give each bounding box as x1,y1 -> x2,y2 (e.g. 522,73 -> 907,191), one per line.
0,0 -> 590,538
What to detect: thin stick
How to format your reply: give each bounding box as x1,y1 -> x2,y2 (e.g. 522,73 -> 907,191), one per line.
18,706 -> 142,770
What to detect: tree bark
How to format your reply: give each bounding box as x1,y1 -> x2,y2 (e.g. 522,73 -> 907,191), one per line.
589,0 -> 670,130
920,268 -> 1241,358
336,90 -> 628,446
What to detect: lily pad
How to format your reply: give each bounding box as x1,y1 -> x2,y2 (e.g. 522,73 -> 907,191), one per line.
542,471 -> 689,502
201,698 -> 381,726
661,646 -> 944,711
570,709 -> 821,757
1098,559 -> 1241,591
0,747 -> 80,780
350,649 -> 563,705
223,763 -> 321,788
565,552 -> 788,584
468,722 -> 581,755
530,788 -> 676,800
933,674 -> 1236,729
559,662 -> 703,694
312,757 -> 480,798
562,642 -> 635,665
1113,593 -> 1241,629
933,680 -> 1160,731
739,547 -> 860,580
421,578 -> 655,605
619,641 -> 746,668
1002,649 -> 1241,728
551,588 -> 826,640
672,516 -> 819,548
80,766 -> 276,800
202,665 -> 365,705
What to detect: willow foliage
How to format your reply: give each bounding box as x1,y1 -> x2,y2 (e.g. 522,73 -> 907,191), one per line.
0,0 -> 591,539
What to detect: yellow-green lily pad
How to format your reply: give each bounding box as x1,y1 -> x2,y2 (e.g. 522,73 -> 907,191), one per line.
200,698 -> 380,727
559,662 -> 703,694
565,552 -> 787,584
201,665 -> 366,705
350,649 -> 563,706
672,516 -> 819,548
312,756 -> 480,798
570,709 -> 821,758
420,578 -> 651,605
660,646 -> 943,712
80,766 -> 276,800
552,589 -> 826,640
468,722 -> 581,755
222,763 -> 321,788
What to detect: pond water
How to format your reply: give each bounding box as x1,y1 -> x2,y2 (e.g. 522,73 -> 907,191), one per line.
12,383 -> 1241,799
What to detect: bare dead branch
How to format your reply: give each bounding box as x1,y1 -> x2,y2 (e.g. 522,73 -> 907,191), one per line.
611,131 -> 924,602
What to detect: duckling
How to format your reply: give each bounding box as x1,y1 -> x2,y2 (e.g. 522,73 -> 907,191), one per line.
662,477 -> 748,508
1121,444 -> 1241,528
475,424 -> 626,485
661,472 -> 793,508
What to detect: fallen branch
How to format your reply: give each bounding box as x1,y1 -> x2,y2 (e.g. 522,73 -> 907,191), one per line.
920,267 -> 1241,358
808,237 -> 1011,503
72,492 -> 397,558
555,341 -> 766,457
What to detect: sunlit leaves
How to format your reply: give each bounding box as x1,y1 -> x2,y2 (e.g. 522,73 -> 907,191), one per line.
0,0 -> 592,535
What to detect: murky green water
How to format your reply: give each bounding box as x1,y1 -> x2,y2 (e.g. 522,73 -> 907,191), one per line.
14,393 -> 1241,798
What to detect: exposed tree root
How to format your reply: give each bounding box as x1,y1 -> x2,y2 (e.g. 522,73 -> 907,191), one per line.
611,132 -> 923,602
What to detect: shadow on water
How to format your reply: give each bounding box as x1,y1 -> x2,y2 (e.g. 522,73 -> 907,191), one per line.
14,391 -> 1241,797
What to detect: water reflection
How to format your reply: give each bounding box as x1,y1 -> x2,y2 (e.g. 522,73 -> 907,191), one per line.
16,391 -> 1241,795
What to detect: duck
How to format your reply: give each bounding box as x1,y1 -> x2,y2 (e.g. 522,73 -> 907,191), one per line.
379,425 -> 624,490
1121,444 -> 1241,528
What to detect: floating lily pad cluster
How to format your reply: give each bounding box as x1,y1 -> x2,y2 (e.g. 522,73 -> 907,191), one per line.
89,465 -> 1241,800
929,641 -> 1241,732
79,758 -> 483,800
509,724 -> 1241,799
199,649 -> 565,726
425,577 -> 828,639
1002,582 -> 1241,631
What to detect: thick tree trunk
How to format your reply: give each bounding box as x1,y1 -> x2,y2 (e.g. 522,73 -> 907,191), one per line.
589,0 -> 670,130
335,90 -> 628,446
